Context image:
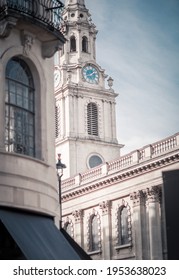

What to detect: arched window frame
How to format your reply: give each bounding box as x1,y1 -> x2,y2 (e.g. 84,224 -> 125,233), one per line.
82,36 -> 88,53
5,57 -> 35,157
63,217 -> 74,238
87,210 -> 101,253
87,102 -> 98,136
115,200 -> 132,248
70,35 -> 76,52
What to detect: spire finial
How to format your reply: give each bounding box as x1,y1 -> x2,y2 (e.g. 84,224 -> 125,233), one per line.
65,0 -> 85,6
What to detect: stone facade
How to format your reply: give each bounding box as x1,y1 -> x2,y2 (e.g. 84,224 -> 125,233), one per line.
0,1 -> 65,219
61,133 -> 179,259
53,1 -> 179,259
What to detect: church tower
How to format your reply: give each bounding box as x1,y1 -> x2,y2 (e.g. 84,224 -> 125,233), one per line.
55,0 -> 122,178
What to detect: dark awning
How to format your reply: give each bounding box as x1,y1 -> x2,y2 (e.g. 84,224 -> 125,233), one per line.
0,208 -> 89,260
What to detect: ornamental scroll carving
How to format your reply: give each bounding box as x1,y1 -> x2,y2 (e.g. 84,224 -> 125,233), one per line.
0,18 -> 17,38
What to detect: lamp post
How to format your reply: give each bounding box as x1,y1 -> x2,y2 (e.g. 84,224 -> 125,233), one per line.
56,154 -> 66,229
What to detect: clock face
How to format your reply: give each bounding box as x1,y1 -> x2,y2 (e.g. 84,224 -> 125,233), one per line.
82,64 -> 99,84
54,69 -> 61,88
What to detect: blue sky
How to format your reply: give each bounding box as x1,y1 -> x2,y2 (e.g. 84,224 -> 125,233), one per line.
85,0 -> 179,154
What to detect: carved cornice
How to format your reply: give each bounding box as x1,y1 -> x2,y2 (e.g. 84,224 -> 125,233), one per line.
62,153 -> 179,202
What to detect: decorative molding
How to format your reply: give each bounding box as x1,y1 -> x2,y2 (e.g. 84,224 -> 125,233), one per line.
42,40 -> 64,58
115,200 -> 132,247
0,18 -> 17,38
86,209 -> 102,253
145,185 -> 162,203
99,200 -> 111,215
130,190 -> 146,207
72,209 -> 83,222
63,216 -> 74,239
62,153 -> 179,202
21,31 -> 34,56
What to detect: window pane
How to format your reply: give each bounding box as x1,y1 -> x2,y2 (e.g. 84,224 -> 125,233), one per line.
91,215 -> 99,251
89,155 -> 102,168
120,207 -> 128,245
5,58 -> 35,157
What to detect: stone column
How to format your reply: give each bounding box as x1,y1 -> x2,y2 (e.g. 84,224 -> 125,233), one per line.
99,200 -> 111,259
130,190 -> 148,259
72,209 -> 84,247
146,186 -> 163,259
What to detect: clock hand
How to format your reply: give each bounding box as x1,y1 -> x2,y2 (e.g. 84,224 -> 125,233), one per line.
88,71 -> 95,76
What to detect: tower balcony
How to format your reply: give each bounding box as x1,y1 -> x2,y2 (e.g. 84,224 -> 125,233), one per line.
0,0 -> 66,55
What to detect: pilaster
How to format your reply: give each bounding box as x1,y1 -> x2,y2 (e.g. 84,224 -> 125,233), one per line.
146,186 -> 163,259
130,190 -> 148,259
72,209 -> 84,247
99,200 -> 111,259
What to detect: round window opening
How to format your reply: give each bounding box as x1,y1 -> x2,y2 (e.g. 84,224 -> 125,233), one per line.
88,155 -> 103,168
71,13 -> 75,17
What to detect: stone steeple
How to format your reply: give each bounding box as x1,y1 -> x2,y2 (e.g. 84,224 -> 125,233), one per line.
55,0 -> 122,178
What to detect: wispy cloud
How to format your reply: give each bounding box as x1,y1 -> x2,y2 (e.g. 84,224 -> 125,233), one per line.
86,0 -> 179,153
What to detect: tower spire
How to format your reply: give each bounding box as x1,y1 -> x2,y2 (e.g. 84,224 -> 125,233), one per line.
55,0 -> 122,178
65,0 -> 85,7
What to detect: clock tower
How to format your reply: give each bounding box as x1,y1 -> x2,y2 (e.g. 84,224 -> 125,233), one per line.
55,0 -> 123,178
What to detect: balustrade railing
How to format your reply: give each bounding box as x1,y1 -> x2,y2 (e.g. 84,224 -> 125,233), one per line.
62,177 -> 75,191
0,0 -> 64,30
108,154 -> 133,172
80,165 -> 102,183
152,136 -> 177,155
62,133 -> 179,191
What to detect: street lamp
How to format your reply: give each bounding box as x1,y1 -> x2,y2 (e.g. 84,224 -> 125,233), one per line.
56,154 -> 66,228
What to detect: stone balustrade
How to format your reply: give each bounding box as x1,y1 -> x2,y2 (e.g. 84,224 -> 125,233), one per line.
61,133 -> 179,191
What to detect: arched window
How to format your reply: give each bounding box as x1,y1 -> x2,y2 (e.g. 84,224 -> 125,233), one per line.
87,102 -> 98,136
5,57 -> 35,157
70,35 -> 76,52
82,36 -> 88,52
90,215 -> 99,251
117,206 -> 129,245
